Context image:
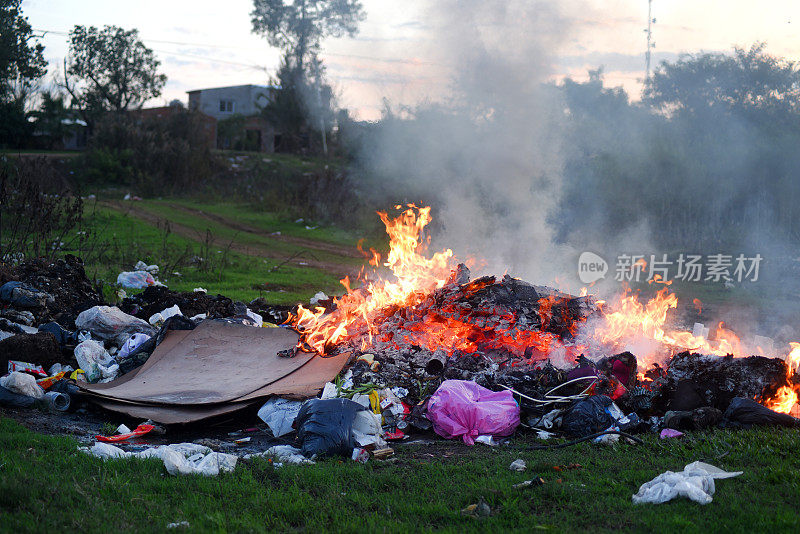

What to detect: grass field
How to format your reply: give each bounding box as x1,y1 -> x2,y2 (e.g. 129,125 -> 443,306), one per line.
1,416 -> 799,532
71,199 -> 368,305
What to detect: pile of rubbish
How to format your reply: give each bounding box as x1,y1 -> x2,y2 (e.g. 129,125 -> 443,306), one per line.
0,255 -> 797,504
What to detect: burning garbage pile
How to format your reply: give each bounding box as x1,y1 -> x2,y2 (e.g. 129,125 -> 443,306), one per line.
1,205 -> 799,481
283,205 -> 800,441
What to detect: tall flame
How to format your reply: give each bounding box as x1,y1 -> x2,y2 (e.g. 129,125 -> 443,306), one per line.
289,205 -> 454,354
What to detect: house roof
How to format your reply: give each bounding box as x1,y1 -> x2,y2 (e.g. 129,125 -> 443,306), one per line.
186,84 -> 274,94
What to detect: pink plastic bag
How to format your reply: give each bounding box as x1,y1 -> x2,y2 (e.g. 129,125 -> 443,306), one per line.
426,380 -> 520,445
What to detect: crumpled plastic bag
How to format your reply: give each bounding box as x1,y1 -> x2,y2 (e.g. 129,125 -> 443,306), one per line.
244,445 -> 315,466
561,395 -> 615,437
117,270 -> 155,289
257,397 -> 303,437
426,380 -> 520,445
74,339 -> 119,383
75,306 -> 156,345
632,461 -> 742,504
118,333 -> 152,359
0,371 -> 45,399
80,442 -> 237,476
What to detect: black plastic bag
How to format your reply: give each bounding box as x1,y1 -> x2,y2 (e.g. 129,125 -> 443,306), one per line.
562,395 -> 615,437
722,397 -> 799,428
0,385 -> 37,408
295,398 -> 367,457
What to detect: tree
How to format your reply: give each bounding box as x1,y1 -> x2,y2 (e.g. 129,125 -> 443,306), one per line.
0,0 -> 45,99
0,0 -> 46,147
64,25 -> 166,129
644,43 -> 800,124
250,0 -> 365,70
30,90 -> 71,149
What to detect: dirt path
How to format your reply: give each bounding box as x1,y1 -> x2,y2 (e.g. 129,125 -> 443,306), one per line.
102,201 -> 360,276
163,203 -> 363,259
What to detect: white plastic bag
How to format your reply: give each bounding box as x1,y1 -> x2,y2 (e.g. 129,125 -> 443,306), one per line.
632,461 -> 743,505
257,398 -> 303,437
245,445 -> 315,466
76,306 -> 155,344
148,304 -> 182,326
116,270 -> 155,289
80,442 -> 237,476
0,371 -> 45,399
118,333 -> 152,358
74,339 -> 119,383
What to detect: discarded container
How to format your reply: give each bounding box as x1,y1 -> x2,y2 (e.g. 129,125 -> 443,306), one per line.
426,380 -> 520,445
149,305 -> 183,326
74,339 -> 119,383
42,391 -> 70,412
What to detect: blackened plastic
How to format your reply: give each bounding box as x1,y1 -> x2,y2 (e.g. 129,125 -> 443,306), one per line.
562,395 -> 615,437
722,397 -> 799,428
295,398 -> 366,457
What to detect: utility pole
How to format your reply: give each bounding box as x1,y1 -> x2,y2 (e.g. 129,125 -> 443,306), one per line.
644,0 -> 656,85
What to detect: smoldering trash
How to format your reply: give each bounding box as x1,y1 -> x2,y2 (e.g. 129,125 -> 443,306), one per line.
1,208 -> 798,494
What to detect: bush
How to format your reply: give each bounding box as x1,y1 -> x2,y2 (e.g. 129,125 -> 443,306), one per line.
77,110 -> 220,195
0,157 -> 90,262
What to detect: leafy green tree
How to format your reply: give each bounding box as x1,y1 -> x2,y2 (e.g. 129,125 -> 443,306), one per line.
644,43 -> 800,125
64,25 -> 166,129
250,0 -> 365,69
0,0 -> 46,147
0,0 -> 45,98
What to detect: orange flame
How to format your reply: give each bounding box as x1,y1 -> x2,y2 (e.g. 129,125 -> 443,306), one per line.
287,205 -> 798,415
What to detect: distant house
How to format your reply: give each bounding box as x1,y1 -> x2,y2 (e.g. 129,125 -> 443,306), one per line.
187,84 -> 277,152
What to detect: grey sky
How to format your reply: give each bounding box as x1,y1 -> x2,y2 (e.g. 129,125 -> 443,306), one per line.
22,0 -> 800,119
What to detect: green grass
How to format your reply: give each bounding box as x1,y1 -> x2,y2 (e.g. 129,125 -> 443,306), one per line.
156,198 -> 382,249
1,417 -> 799,532
73,203 -> 346,305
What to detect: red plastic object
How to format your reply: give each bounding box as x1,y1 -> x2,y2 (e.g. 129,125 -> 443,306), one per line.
384,430 -> 405,440
96,424 -> 154,443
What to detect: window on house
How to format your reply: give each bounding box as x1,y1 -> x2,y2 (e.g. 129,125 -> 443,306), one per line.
219,100 -> 234,113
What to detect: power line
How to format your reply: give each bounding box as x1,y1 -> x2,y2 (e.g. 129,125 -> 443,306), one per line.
32,27 -> 441,68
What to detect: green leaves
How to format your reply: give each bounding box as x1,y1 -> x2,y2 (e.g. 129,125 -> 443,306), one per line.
66,25 -> 167,121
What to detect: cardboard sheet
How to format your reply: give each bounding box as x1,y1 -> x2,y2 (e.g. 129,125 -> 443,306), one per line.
80,321 -> 307,404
